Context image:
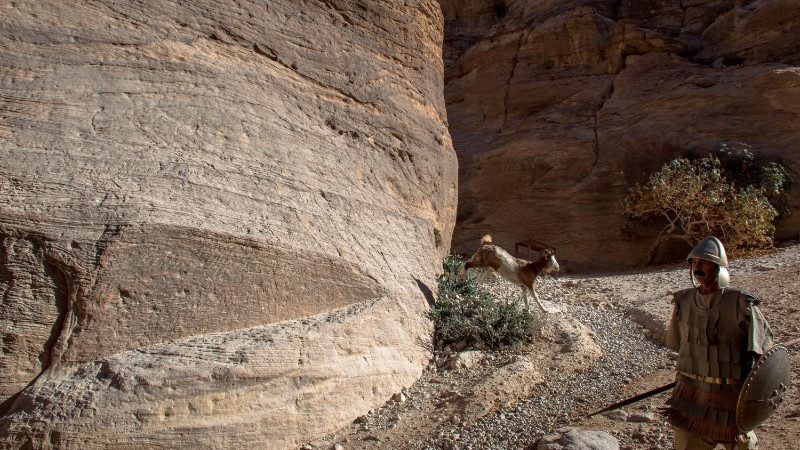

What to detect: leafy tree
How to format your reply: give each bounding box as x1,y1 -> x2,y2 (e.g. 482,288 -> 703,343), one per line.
622,144 -> 792,263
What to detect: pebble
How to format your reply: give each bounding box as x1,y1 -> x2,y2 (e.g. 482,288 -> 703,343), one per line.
627,411 -> 658,423
604,410 -> 627,421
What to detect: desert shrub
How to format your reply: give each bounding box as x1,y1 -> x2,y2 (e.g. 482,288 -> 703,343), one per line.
429,254 -> 538,350
622,144 -> 793,262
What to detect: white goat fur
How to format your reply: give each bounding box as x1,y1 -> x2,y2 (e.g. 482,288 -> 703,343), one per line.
463,235 -> 560,313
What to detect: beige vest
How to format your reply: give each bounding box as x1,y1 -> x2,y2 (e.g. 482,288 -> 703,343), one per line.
672,287 -> 755,379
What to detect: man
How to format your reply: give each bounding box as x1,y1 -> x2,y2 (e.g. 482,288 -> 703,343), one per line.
664,236 -> 774,450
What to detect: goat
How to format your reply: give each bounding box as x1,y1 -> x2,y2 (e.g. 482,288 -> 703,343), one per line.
462,234 -> 561,313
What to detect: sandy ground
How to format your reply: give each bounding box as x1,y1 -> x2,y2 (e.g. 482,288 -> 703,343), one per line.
307,244 -> 800,450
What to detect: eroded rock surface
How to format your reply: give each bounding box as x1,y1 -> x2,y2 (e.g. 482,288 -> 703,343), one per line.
0,0 -> 456,448
442,0 -> 800,270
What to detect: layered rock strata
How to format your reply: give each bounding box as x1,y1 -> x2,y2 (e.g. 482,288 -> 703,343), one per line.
442,0 -> 800,269
0,1 -> 457,448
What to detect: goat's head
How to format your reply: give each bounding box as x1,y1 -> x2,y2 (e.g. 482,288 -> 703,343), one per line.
463,250 -> 483,270
541,248 -> 560,274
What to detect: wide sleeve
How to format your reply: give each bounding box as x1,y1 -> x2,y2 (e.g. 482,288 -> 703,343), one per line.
747,304 -> 774,355
665,296 -> 682,352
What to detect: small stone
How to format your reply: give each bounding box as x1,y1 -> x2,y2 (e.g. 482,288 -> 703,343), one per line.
604,410 -> 628,421
626,411 -> 658,423
392,392 -> 407,403
631,430 -> 647,443
353,415 -> 369,424
441,441 -> 457,450
447,350 -> 484,370
509,354 -> 530,364
453,340 -> 468,351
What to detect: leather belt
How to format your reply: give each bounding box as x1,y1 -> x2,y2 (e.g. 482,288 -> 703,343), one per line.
680,371 -> 742,385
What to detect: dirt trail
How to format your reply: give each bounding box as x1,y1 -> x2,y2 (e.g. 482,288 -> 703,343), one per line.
307,245 -> 800,450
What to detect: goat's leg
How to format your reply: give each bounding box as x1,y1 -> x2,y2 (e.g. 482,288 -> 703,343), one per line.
532,288 -> 561,314
521,287 -> 530,309
531,288 -> 549,314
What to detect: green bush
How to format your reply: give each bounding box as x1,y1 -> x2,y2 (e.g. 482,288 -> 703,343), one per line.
622,144 -> 793,262
429,254 -> 538,350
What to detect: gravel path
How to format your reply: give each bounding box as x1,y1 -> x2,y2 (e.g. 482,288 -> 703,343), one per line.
418,297 -> 673,450
308,244 -> 800,450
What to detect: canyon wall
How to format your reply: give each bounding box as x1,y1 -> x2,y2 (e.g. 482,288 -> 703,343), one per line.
442,0 -> 800,269
0,1 -> 457,448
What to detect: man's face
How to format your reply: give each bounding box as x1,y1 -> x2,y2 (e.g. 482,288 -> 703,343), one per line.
691,258 -> 718,286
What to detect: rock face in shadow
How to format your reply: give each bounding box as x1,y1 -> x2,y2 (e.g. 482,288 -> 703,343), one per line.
0,1 -> 457,448
441,0 -> 800,270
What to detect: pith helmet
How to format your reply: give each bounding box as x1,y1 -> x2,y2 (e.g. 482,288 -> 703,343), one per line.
687,236 -> 729,268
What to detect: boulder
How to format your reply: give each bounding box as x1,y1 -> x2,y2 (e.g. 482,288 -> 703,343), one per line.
446,350 -> 484,370
536,427 -> 620,450
0,0 -> 457,448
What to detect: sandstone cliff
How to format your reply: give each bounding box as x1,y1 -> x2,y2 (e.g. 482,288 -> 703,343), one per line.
442,0 -> 800,269
0,1 -> 457,448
